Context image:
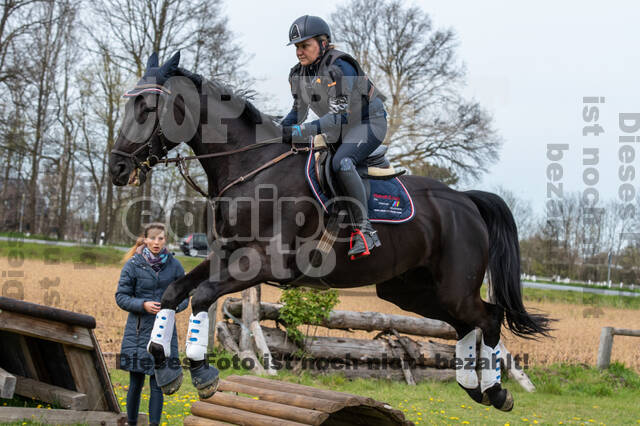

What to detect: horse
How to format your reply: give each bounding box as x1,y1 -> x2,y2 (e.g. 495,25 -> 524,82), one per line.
109,52 -> 550,411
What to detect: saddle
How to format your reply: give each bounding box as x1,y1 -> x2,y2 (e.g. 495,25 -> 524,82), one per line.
311,134 -> 404,198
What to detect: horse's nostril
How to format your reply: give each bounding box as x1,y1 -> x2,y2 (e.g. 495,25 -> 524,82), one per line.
117,163 -> 126,176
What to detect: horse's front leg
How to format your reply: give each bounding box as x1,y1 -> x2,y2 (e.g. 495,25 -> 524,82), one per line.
146,257 -> 214,394
184,275 -> 264,398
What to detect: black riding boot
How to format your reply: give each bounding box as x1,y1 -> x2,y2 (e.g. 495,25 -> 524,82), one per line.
338,163 -> 381,259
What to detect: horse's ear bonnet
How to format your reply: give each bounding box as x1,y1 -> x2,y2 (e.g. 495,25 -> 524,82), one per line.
138,51 -> 181,86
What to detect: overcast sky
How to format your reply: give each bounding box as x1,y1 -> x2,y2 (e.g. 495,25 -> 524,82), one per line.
222,0 -> 640,215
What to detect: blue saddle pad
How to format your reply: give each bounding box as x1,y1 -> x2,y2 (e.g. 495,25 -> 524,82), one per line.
305,149 -> 415,224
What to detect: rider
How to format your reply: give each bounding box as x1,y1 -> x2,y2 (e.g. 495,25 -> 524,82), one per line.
281,15 -> 388,259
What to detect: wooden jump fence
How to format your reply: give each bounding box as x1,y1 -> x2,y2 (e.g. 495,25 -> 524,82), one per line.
596,326 -> 640,369
0,296 -> 145,425
212,286 -> 535,391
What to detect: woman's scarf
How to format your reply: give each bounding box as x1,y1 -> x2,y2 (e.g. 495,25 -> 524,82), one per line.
136,244 -> 169,272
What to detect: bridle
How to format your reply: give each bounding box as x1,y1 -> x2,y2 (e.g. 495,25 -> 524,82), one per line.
113,82 -> 314,237
111,84 -> 171,176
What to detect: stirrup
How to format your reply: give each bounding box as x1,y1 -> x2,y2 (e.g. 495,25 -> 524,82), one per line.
348,227 -> 381,260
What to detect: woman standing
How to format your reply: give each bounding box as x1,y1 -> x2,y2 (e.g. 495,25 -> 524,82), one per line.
115,223 -> 189,426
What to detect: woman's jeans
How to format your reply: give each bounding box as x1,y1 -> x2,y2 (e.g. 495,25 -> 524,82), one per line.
127,372 -> 163,425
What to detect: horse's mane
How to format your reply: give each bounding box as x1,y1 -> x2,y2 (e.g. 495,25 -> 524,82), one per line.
175,67 -> 278,126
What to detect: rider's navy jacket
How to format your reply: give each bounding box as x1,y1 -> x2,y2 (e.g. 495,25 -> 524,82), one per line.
282,49 -> 386,135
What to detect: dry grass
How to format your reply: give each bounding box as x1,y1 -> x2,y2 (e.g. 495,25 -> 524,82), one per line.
3,257 -> 639,371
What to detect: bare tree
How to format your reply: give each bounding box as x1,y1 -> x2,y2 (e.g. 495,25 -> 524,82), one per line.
21,0 -> 76,234
494,185 -> 535,240
330,0 -> 501,182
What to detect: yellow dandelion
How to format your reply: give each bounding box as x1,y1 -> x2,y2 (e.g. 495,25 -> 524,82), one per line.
440,410 -> 445,414
522,419 -> 529,422
534,421 -> 539,424
449,416 -> 459,420
184,403 -> 190,407
462,422 -> 470,425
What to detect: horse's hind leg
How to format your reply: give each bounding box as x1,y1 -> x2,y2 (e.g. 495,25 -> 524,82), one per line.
436,265 -> 513,411
376,270 -> 488,406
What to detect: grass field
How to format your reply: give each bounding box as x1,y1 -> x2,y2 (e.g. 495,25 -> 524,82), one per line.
1,247 -> 640,425
0,238 -> 202,270
4,361 -> 640,425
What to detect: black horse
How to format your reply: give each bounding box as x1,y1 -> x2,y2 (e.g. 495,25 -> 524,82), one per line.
109,52 -> 550,411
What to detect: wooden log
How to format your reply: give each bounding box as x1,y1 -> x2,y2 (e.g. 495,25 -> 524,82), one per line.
0,407 -> 135,425
207,301 -> 218,355
239,288 -> 258,352
0,296 -> 96,329
385,335 -> 415,386
217,379 -> 344,412
202,391 -> 329,425
224,299 -> 456,339
313,366 -> 456,383
612,327 -> 640,337
14,375 -> 88,410
216,321 -> 240,354
226,323 -> 455,367
184,415 -> 230,426
498,342 -> 535,392
225,375 -> 368,405
597,326 -> 614,369
0,309 -> 94,350
240,349 -> 266,375
191,400 -> 309,426
0,366 -> 16,399
251,320 -> 276,376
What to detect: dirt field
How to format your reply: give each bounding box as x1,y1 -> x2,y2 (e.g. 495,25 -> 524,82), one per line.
3,257 -> 639,371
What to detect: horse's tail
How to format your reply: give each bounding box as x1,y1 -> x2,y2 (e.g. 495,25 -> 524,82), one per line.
465,190 -> 552,338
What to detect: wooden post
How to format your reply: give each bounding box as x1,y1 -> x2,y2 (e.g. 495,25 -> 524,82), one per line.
216,322 -> 240,355
239,289 -> 257,352
597,327 -> 614,369
239,287 -> 265,375
207,301 -> 218,355
498,342 -> 535,392
0,367 -> 16,399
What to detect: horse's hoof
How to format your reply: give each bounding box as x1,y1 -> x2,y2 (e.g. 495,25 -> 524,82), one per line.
154,360 -> 183,395
498,390 -> 514,412
159,371 -> 183,395
197,376 -> 220,400
481,392 -> 491,406
190,362 -> 220,399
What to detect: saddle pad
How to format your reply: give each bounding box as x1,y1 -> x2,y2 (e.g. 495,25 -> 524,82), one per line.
305,149 -> 415,224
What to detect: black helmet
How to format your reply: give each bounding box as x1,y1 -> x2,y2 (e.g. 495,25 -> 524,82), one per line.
287,15 -> 331,46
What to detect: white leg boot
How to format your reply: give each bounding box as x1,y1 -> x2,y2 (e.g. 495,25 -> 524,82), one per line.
146,309 -> 175,357
455,329 -> 478,389
186,311 -> 209,361
480,335 -> 502,392
186,311 -> 219,399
